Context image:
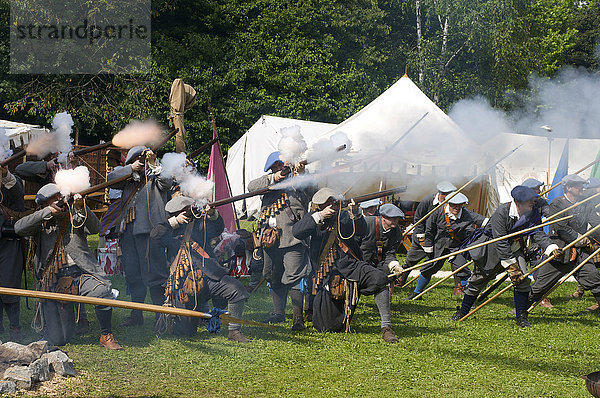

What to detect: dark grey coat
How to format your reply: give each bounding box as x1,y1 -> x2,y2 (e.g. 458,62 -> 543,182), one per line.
0,173 -> 25,303
107,164 -> 173,235
423,207 -> 485,258
247,174 -> 311,249
15,205 -> 107,280
359,215 -> 402,271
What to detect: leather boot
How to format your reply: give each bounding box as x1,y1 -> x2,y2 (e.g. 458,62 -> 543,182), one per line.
381,326 -> 399,343
228,329 -> 251,343
453,284 -> 464,296
516,313 -> 531,328
539,298 -> 554,309
450,307 -> 467,321
571,284 -> 585,299
586,296 -> 600,311
403,291 -> 421,300
99,333 -> 123,350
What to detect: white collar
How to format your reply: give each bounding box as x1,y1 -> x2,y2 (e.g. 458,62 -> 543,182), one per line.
563,194 -> 575,204
445,204 -> 462,220
433,193 -> 441,206
509,201 -> 519,219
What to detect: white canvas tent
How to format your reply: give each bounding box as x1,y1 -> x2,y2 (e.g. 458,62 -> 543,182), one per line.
226,115 -> 335,219
1,119 -> 48,149
308,75 -> 482,176
485,133 -> 600,203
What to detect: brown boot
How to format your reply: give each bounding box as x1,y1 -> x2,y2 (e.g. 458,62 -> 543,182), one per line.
586,297 -> 600,312
99,333 -> 123,350
539,298 -> 554,309
228,329 -> 251,343
453,284 -> 464,296
571,284 -> 585,299
381,326 -> 399,343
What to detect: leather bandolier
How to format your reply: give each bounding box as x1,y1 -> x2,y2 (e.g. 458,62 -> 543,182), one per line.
164,220 -> 205,307
256,192 -> 290,248
375,216 -> 383,263
314,221 -> 360,332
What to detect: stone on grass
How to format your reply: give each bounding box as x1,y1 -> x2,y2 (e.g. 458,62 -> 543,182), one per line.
3,365 -> 33,390
0,342 -> 37,364
27,341 -> 50,359
0,381 -> 16,394
41,351 -> 75,377
29,357 -> 50,382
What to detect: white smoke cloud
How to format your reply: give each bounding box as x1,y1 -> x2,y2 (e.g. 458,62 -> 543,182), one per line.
26,112 -> 74,161
112,119 -> 164,149
277,125 -> 307,164
54,166 -> 91,196
160,152 -> 214,204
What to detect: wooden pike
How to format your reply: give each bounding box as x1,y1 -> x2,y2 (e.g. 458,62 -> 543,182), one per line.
540,157 -> 600,196
458,222 -> 600,322
411,260 -> 474,300
396,215 -> 573,276
527,247 -> 600,313
0,287 -> 274,329
402,274 -> 420,289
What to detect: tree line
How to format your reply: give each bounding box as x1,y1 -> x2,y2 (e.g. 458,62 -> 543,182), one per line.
0,0 -> 598,168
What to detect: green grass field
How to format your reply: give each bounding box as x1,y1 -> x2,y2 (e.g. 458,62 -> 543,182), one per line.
9,266 -> 600,397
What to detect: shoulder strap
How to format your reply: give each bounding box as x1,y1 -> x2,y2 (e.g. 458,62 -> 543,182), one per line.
375,216 -> 383,262
444,211 -> 462,244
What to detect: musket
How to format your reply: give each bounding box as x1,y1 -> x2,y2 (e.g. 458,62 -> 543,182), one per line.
459,222 -> 600,321
72,141 -> 112,157
187,137 -> 219,160
341,186 -> 407,206
0,286 -> 274,328
0,149 -> 26,167
403,144 -> 524,239
540,157 -> 600,196
280,144 -> 348,177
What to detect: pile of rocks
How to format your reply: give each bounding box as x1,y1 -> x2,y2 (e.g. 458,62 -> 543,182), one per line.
0,340 -> 75,394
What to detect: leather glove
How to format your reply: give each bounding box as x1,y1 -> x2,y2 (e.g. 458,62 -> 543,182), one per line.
417,234 -> 425,246
506,262 -> 526,285
552,248 -> 563,258
575,237 -> 591,248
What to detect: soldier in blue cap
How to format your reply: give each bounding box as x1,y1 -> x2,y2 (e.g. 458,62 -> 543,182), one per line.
359,198 -> 382,217
529,174 -> 600,311
404,192 -> 486,300
397,181 -> 457,286
451,185 -> 559,327
107,146 -> 173,328
247,151 -> 313,330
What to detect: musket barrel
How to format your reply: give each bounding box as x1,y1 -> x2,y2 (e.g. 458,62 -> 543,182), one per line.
72,141 -> 112,157
0,149 -> 26,167
188,137 -> 219,160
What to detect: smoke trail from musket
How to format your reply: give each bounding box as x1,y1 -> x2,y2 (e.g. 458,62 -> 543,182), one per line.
160,152 -> 214,205
54,166 -> 90,196
26,112 -> 74,160
112,119 -> 164,149
52,112 -> 74,163
306,131 -> 352,165
0,128 -> 13,162
278,125 -> 307,164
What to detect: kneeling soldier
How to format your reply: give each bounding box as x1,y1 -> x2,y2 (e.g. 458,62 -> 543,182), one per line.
293,188 -> 399,343
152,196 -> 251,343
15,184 -> 122,349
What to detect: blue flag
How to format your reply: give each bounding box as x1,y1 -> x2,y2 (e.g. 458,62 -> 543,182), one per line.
547,140 -> 569,206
